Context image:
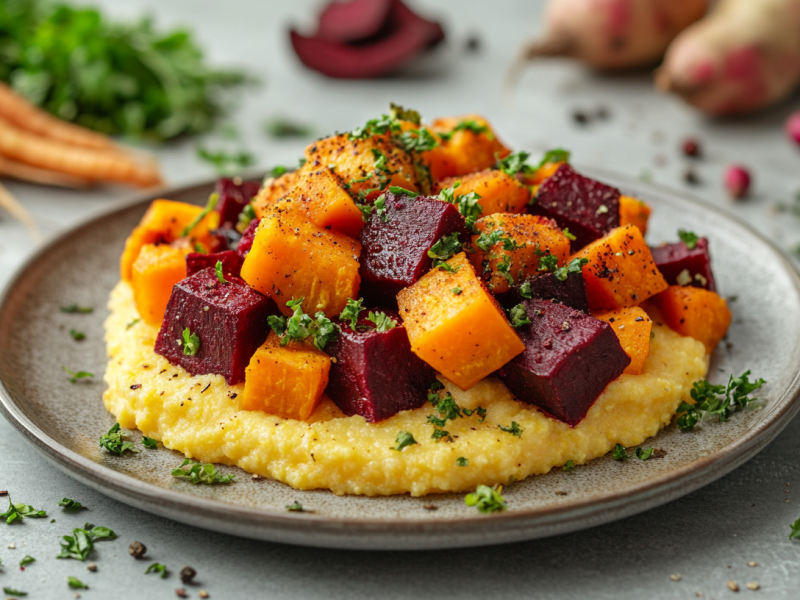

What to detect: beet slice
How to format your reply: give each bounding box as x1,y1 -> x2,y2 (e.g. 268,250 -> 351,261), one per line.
502,271 -> 590,314
236,218 -> 260,258
650,238 -> 716,292
317,0 -> 393,43
155,268 -> 279,385
325,314 -> 435,422
210,226 -> 241,251
529,164 -> 621,251
290,0 -> 445,79
358,191 -> 469,305
497,299 -> 630,427
215,178 -> 261,228
186,250 -> 244,279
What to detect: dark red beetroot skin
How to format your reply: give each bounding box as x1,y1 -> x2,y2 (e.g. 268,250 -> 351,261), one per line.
650,238 -> 716,292
325,315 -> 436,422
317,0 -> 393,43
155,268 -> 279,385
215,178 -> 261,228
501,271 -> 590,314
358,192 -> 469,305
497,299 -> 630,427
290,0 -> 445,79
236,218 -> 260,258
186,250 -> 244,279
529,164 -> 621,252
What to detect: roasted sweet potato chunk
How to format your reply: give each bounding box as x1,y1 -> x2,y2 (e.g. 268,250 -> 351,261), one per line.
281,167 -> 364,237
650,285 -> 731,353
131,244 -> 188,326
241,332 -> 331,421
593,306 -> 653,375
573,225 -> 668,311
470,214 -> 571,295
433,169 -> 530,217
423,115 -> 510,181
397,252 -> 525,390
619,196 -> 651,236
240,209 -> 361,317
651,238 -> 716,292
252,170 -> 300,218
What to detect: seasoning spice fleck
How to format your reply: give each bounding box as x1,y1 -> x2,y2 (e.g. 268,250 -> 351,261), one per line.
128,541 -> 147,559
422,504 -> 438,511
747,561 -> 758,567
727,580 -> 740,592
199,591 -> 210,599
180,565 -> 197,584
670,574 -> 681,581
176,590 -> 188,599
87,563 -> 97,572
746,582 -> 760,591
8,542 -> 16,549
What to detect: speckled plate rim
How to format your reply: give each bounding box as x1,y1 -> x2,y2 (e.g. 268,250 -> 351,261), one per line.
2,170 -> 800,550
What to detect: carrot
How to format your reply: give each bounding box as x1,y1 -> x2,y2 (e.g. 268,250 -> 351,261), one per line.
0,82 -> 114,150
0,182 -> 42,243
0,117 -> 163,188
0,154 -> 92,189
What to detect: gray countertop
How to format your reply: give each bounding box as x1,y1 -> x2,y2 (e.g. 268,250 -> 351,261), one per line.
1,1 -> 800,598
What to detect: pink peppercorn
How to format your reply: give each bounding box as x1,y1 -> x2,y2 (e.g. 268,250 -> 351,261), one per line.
724,165 -> 751,199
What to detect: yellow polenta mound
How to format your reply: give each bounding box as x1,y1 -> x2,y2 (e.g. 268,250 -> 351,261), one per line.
104,281 -> 708,496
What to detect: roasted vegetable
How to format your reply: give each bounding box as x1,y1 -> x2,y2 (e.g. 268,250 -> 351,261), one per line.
185,250 -> 243,279
651,236 -> 716,291
252,170 -> 300,218
131,244 -> 188,326
650,285 -> 731,353
423,115 -> 510,181
619,196 -> 651,235
433,169 -> 530,217
283,167 -> 364,237
215,178 -> 261,228
503,269 -> 590,313
593,306 -> 653,375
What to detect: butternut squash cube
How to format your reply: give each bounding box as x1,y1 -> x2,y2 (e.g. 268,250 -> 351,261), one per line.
397,252 -> 525,390
522,161 -> 565,187
424,114 -> 510,181
593,306 -> 653,375
283,167 -> 364,237
572,224 -> 668,311
120,226 -> 165,282
131,244 -> 188,326
650,285 -> 732,353
241,332 -> 331,421
240,210 -> 361,317
252,170 -> 300,218
470,213 -> 571,294
434,169 -> 530,217
619,195 -> 652,235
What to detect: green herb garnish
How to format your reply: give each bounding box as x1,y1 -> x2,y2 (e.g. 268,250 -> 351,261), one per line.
563,459 -> 575,472
790,517 -> 800,540
498,421 -> 523,438
456,457 -> 469,467
397,127 -> 439,153
68,577 -> 89,589
367,312 -> 397,332
535,148 -> 571,170
553,257 -> 588,282
562,228 -> 576,241
1,496 -> 46,524
635,447 -> 654,460
57,525 -> 116,561
538,254 -> 558,272
99,423 -> 140,456
451,286 -> 462,295
197,147 -> 254,176
612,443 -> 628,460
126,318 -> 140,330
142,437 -> 159,449
439,120 -> 491,141
215,260 -> 227,284
285,501 -> 309,512
63,366 -> 94,383
145,563 -> 168,578
180,193 -> 218,238
171,459 -> 235,485
269,298 -> 338,351
264,117 -> 312,138
519,280 -> 533,300
428,233 -> 462,265
339,298 -> 365,330
496,151 -> 532,177
677,371 -> 766,432
387,186 -> 417,196
508,304 -> 531,328
465,484 -> 506,513
59,304 -> 93,314
69,329 -> 85,341
19,555 -> 35,568
181,328 -> 201,356
3,588 -> 27,597
678,229 -> 700,250
57,498 -> 83,511
237,203 -> 257,233
391,431 -> 418,452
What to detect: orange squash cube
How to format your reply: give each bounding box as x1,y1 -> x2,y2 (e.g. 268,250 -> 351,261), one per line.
131,244 -> 188,326
240,209 -> 361,317
619,196 -> 652,236
522,161 -> 565,187
434,169 -> 530,217
283,167 -> 365,237
241,332 -> 331,421
573,224 -> 668,311
650,285 -> 732,353
470,214 -> 571,294
593,306 -> 653,375
120,226 -> 165,282
397,252 -> 525,390
252,170 -> 300,218
423,114 -> 511,181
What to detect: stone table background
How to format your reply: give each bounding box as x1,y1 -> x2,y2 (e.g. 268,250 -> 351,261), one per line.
1,0 -> 799,598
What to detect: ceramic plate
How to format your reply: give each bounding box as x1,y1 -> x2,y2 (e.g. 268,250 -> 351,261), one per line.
2,170 -> 799,550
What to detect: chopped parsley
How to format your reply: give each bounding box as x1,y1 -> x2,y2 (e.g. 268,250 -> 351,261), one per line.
389,103 -> 421,124
431,428 -> 452,442
285,501 -> 309,512
428,233 -> 462,266
496,151 -> 533,177
19,555 -> 35,567
391,431 -> 418,451
677,371 -> 766,432
3,588 -> 27,597
397,127 -> 439,153
1,496 -> 46,524
437,183 -> 484,231
57,525 -> 116,561
790,517 -> 800,540
678,229 -> 700,250
57,498 -> 83,511
612,443 -> 628,460
237,202 -> 257,233
562,228 -> 576,241
508,304 -> 531,328
63,366 -> 94,383
349,113 -> 399,140
145,563 -> 168,578
172,459 -> 235,485
387,186 -> 417,196
635,447 -> 654,460
538,254 -> 558,272
498,421 -> 523,437
126,318 -> 140,330
456,457 -> 469,467
268,297 -> 338,351
553,257 -> 588,281
451,286 -> 462,295
439,120 -> 491,141
339,298 -> 365,329
563,459 -> 575,472
180,328 -> 200,356
142,437 -> 159,449
68,577 -> 89,589
367,311 -> 397,332
475,229 -> 524,253
99,423 -> 140,456
60,304 -> 93,314
180,192 -> 219,238
519,280 -> 533,300
536,148 -> 571,169
69,329 -> 85,341
465,484 -> 507,513
215,260 -> 227,284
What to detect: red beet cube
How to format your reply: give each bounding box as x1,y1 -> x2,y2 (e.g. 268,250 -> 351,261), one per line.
650,238 -> 716,292
186,250 -> 244,279
215,178 -> 261,228
358,192 -> 469,305
502,271 -> 590,314
236,218 -> 260,258
155,268 -> 279,385
529,164 -> 621,251
498,299 -> 630,427
325,314 -> 436,422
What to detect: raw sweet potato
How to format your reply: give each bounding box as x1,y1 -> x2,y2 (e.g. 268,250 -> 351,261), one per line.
281,167 -> 365,237
619,196 -> 651,235
423,115 -> 510,181
593,306 -> 653,375
131,244 -> 188,326
573,224 -> 668,311
241,331 -> 331,421
397,252 -> 525,390
650,285 -> 731,353
470,213 -> 571,294
240,208 -> 361,317
433,169 -> 530,217
252,170 -> 300,219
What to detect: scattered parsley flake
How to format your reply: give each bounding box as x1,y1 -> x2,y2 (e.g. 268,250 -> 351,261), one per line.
553,257 -> 588,282
465,484 -> 506,513
180,192 -> 219,238
57,525 -> 115,561
495,151 -> 533,177
538,254 -> 558,272
562,228 -> 576,241
431,428 -> 452,442
563,459 -> 575,472
68,576 -> 89,589
99,423 -> 140,456
142,437 -> 159,449
498,421 -> 523,438
125,318 -> 140,330
439,120 -> 491,141
339,298 -> 365,330
63,366 -> 94,383
171,459 -> 235,485
264,117 -> 312,138
391,431 -> 417,452
19,555 -> 35,567
57,498 -> 83,511
508,304 -> 531,328
678,229 -> 700,250
612,443 -> 628,460
215,260 -> 227,284
272,298 -> 338,351
387,186 -> 417,196
451,286 -> 462,295
389,103 -> 421,125
456,457 -> 469,467
536,148 -> 571,170
285,501 -> 309,512
367,311 -> 397,332
60,304 -> 93,314
181,328 -> 201,356
519,280 -> 533,300
69,329 -> 85,341
397,127 -> 439,152
635,447 -> 654,460
677,372 -> 766,432
237,203 -> 257,233
197,147 -> 254,176
428,233 -> 462,264
145,563 -> 168,578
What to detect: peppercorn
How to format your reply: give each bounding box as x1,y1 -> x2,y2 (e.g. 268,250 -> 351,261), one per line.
128,541 -> 147,559
180,565 -> 197,584
176,589 -> 188,599
682,138 -> 701,158
683,167 -> 701,186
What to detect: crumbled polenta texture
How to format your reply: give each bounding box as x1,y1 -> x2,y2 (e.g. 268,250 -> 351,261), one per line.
104,281 -> 708,496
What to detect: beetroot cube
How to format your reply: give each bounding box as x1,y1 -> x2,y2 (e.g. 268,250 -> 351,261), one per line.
650,238 -> 716,292
155,268 -> 279,385
498,299 -> 630,427
236,218 -> 260,258
325,314 -> 436,422
358,191 -> 469,304
186,250 -> 244,279
215,178 -> 261,227
502,271 -> 590,314
529,164 -> 621,251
